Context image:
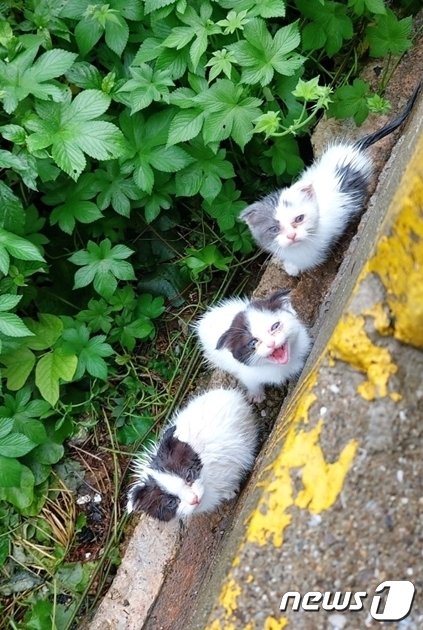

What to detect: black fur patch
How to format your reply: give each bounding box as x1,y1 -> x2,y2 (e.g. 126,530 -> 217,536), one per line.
336,163 -> 368,206
216,311 -> 256,365
129,477 -> 180,522
240,191 -> 281,249
251,289 -> 291,313
151,426 -> 202,483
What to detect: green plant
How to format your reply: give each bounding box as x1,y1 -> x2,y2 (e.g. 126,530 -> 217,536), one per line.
0,0 -> 416,626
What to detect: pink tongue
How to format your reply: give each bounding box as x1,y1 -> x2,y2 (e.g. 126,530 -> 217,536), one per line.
270,344 -> 289,364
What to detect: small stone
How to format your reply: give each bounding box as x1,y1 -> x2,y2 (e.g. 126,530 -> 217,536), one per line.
328,613 -> 347,629
76,494 -> 91,505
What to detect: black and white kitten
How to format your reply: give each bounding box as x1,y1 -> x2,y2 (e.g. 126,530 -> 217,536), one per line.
241,85 -> 420,276
195,289 -> 311,403
127,388 -> 258,522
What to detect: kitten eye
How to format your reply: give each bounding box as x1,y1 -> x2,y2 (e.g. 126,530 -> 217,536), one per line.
248,338 -> 258,349
268,225 -> 279,234
271,321 -> 280,332
166,496 -> 179,509
295,214 -> 304,223
185,469 -> 195,484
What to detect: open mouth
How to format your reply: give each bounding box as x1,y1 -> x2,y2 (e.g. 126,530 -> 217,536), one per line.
269,342 -> 289,365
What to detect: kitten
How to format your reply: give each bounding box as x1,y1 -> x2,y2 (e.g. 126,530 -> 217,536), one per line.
241,84 -> 420,276
195,289 -> 311,403
127,388 -> 258,522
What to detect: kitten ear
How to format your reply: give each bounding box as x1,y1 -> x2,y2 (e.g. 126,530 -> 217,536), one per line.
268,289 -> 292,310
127,482 -> 147,513
299,184 -> 315,198
239,201 -> 267,226
216,329 -> 232,350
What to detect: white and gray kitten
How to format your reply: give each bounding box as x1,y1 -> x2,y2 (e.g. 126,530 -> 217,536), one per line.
127,388 -> 258,522
195,289 -> 311,403
241,86 -> 420,276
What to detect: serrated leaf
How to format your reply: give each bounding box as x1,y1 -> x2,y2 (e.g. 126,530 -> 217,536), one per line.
0,433 -> 37,457
366,10 -> 412,57
0,47 -> 76,113
75,18 -> 103,56
149,145 -> 194,172
30,49 -> 77,82
167,109 -> 204,146
144,0 -> 178,14
0,313 -> 34,337
0,294 -> 22,312
27,90 -> 125,180
105,14 -> 129,56
0,228 -> 45,262
35,349 -> 78,406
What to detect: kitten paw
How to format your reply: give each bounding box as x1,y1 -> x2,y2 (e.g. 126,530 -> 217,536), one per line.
283,262 -> 300,276
247,390 -> 265,404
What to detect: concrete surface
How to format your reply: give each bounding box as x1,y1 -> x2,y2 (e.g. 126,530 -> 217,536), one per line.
87,29 -> 423,630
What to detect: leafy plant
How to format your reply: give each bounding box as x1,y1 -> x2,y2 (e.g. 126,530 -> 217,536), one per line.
0,0 -> 416,626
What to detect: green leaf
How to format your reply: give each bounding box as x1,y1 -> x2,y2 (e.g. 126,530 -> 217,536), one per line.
175,141 -> 235,200
50,200 -> 103,235
75,18 -> 103,56
136,294 -> 165,319
0,465 -> 34,510
27,90 -> 126,180
61,324 -> 113,380
0,433 -> 37,457
0,456 -> 23,487
366,10 -> 412,57
229,19 -> 302,86
297,0 -> 354,57
95,162 -> 142,217
144,0 -> 178,14
70,239 -> 135,299
25,314 -> 64,350
167,109 -> 204,145
0,347 -> 36,390
0,47 -> 76,113
117,415 -> 155,445
0,313 -> 33,337
31,49 -> 77,82
194,79 -> 262,149
105,14 -> 129,56
35,348 -> 78,406
0,228 -> 45,262
329,79 -> 370,125
31,441 -> 64,465
118,64 -> 174,114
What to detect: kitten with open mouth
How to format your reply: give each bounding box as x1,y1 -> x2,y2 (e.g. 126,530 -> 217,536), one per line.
195,289 -> 311,403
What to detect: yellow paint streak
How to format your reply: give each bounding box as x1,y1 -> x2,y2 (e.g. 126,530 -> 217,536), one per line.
362,135 -> 423,348
219,578 -> 241,618
246,374 -> 357,547
328,313 -> 397,400
363,303 -> 393,336
263,617 -> 288,630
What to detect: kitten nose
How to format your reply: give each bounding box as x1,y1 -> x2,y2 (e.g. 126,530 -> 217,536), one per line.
287,232 -> 297,241
266,339 -> 276,349
189,494 -> 200,506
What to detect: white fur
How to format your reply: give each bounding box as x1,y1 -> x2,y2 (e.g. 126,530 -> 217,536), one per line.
195,296 -> 311,402
258,143 -> 372,275
127,388 -> 258,519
